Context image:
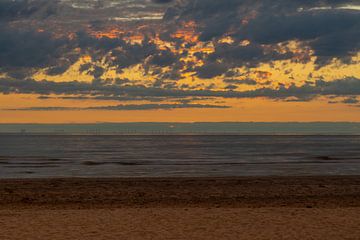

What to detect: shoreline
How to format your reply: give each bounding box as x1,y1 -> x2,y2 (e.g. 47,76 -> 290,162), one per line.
1,176 -> 360,209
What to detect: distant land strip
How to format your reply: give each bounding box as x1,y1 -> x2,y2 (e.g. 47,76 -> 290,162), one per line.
0,122 -> 359,135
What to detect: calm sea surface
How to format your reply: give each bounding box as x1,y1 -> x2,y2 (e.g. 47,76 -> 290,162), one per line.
0,135 -> 360,178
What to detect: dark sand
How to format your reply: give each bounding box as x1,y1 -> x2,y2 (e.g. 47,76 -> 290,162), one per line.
1,176 -> 360,239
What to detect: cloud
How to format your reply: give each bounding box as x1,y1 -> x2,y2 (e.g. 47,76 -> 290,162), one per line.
0,0 -> 359,111
151,0 -> 174,4
6,103 -> 230,111
166,0 -> 360,67
0,25 -> 170,75
148,49 -> 178,67
0,1 -> 173,74
79,34 -> 172,71
0,25 -> 69,69
240,77 -> 360,100
241,10 -> 360,65
195,62 -> 228,79
242,11 -> 358,44
223,79 -> 257,85
76,31 -> 127,52
342,96 -> 359,104
1,77 -> 359,102
0,0 -> 57,21
0,0 -> 357,82
204,43 -> 293,70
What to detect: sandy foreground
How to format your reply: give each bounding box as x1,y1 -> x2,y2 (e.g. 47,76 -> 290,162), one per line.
1,176 -> 360,239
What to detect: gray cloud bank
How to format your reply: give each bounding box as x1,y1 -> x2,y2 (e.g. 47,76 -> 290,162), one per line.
5,103 -> 230,111
1,77 -> 359,109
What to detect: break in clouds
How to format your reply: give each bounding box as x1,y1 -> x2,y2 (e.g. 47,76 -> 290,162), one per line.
0,0 -> 359,110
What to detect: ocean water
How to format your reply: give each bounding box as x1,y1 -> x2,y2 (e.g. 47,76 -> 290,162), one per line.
0,135 -> 359,178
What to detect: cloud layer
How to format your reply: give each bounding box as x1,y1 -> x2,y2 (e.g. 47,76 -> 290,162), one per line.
0,0 -> 359,111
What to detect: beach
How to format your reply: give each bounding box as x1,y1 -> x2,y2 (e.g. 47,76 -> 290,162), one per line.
1,176 -> 360,239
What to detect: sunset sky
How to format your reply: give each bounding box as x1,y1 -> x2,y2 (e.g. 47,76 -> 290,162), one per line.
0,0 -> 359,123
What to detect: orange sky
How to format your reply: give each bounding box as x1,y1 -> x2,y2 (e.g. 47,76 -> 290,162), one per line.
1,96 -> 359,123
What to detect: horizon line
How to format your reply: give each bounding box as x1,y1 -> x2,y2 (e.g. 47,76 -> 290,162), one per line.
0,122 -> 360,125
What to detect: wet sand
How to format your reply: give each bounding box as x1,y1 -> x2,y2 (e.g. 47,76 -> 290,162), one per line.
1,176 -> 360,239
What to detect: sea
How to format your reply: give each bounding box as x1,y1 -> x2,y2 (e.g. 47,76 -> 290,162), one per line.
0,134 -> 360,178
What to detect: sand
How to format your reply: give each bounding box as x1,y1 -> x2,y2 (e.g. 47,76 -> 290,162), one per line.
1,176 -> 360,239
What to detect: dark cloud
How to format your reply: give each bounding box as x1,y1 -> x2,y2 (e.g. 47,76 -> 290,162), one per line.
6,103 -> 229,111
192,42 -> 293,78
208,43 -> 293,69
0,24 -> 166,74
1,77 -> 359,102
242,11 -> 358,44
79,63 -> 105,78
225,85 -> 238,91
241,10 -> 360,64
241,77 -> 360,100
342,96 -> 359,104
148,49 -> 177,67
46,63 -> 72,76
151,0 -> 174,4
0,25 -> 69,69
52,95 -> 169,102
195,62 -> 228,79
223,79 -> 257,85
103,37 -> 162,71
76,31 -> 126,53
0,0 -> 57,21
166,0 -> 360,67
89,66 -> 105,78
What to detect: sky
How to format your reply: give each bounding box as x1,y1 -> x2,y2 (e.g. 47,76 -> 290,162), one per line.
0,0 -> 359,123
